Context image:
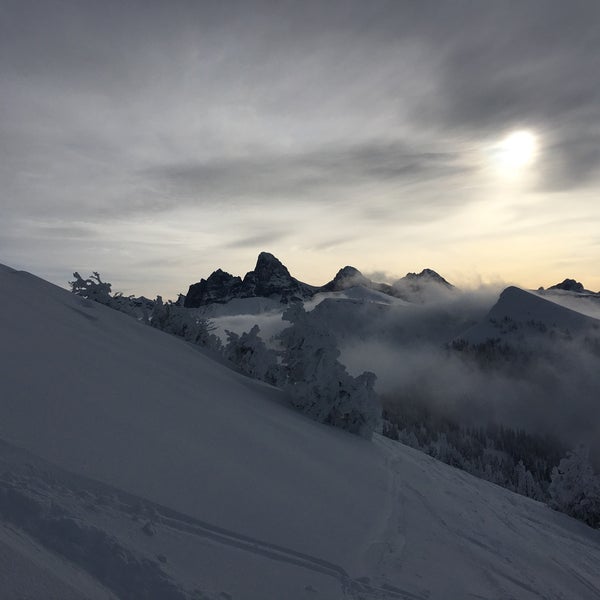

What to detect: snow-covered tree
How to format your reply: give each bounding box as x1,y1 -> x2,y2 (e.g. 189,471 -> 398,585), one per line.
515,460 -> 544,501
279,304 -> 380,438
69,272 -> 221,351
549,445 -> 600,527
70,272 -> 147,319
151,297 -> 221,351
70,272 -> 113,305
224,325 -> 281,385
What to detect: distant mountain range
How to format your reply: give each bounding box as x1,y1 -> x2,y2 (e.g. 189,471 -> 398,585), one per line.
184,251 -> 454,307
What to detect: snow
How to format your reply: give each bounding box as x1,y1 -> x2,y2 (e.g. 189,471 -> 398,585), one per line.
0,522 -> 117,600
197,296 -> 287,344
196,296 -> 284,317
457,285 -> 600,344
305,286 -> 408,309
1,263 -> 600,599
538,289 -> 600,321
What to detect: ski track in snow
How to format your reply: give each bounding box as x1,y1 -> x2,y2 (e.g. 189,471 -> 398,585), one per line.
0,439 -> 421,600
2,392 -> 600,599
375,436 -> 600,600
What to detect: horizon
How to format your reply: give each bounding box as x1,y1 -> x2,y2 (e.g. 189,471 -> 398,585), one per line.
2,1 -> 599,298
3,250 -> 597,302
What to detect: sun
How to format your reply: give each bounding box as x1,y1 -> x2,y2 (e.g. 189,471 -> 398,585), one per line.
495,130 -> 537,169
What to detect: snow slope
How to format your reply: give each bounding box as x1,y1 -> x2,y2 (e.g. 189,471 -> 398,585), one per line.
1,263 -> 600,599
457,285 -> 600,344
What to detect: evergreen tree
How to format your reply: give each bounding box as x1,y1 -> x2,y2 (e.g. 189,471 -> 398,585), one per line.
224,325 -> 281,385
549,445 -> 600,527
279,305 -> 380,438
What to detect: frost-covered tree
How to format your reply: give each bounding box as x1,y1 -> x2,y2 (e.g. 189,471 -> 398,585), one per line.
151,297 -> 221,351
224,325 -> 281,385
70,271 -> 148,319
279,304 -> 380,438
515,460 -> 544,501
69,272 -> 221,351
70,272 -> 113,305
549,445 -> 600,527
382,399 -> 564,504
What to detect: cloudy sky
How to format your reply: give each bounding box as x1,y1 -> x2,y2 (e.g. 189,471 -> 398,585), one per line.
2,0 -> 600,297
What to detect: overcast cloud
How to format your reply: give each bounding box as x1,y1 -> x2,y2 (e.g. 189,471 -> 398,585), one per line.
1,0 -> 599,296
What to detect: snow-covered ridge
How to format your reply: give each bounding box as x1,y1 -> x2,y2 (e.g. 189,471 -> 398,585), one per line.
456,285 -> 600,345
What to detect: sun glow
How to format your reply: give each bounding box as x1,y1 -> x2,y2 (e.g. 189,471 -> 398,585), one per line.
495,130 -> 537,169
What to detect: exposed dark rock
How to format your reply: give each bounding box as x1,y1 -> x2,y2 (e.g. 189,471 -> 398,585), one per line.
398,268 -> 454,289
241,252 -> 315,302
549,278 -> 587,293
392,268 -> 454,302
184,269 -> 243,308
183,253 -> 454,307
321,266 -> 395,296
184,253 -> 315,307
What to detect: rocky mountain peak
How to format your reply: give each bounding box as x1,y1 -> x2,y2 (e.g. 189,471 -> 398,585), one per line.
401,268 -> 453,288
184,252 -> 315,307
322,266 -> 372,292
183,269 -> 243,307
549,278 -> 586,293
391,268 -> 454,302
336,266 -> 362,278
252,252 -> 292,282
183,254 -> 455,308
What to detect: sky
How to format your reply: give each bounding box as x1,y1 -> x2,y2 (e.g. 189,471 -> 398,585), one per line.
1,0 -> 600,298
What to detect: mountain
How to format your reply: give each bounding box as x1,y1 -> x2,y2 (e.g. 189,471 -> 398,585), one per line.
185,253 -> 453,307
183,268 -> 244,306
392,268 -> 454,302
316,264 -> 456,303
320,266 -> 395,295
547,278 -> 596,295
398,268 -> 453,288
2,263 -> 600,598
456,285 -> 600,345
184,252 -> 316,307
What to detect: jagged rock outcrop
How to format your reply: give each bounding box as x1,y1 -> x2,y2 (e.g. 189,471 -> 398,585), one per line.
392,268 -> 454,302
397,268 -> 453,289
548,278 -> 594,294
184,269 -> 243,307
321,266 -> 394,295
184,252 -> 316,307
184,253 -> 454,307
240,252 -> 315,301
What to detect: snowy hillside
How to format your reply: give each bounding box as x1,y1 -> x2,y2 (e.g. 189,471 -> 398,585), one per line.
1,263 -> 600,599
457,285 -> 600,345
